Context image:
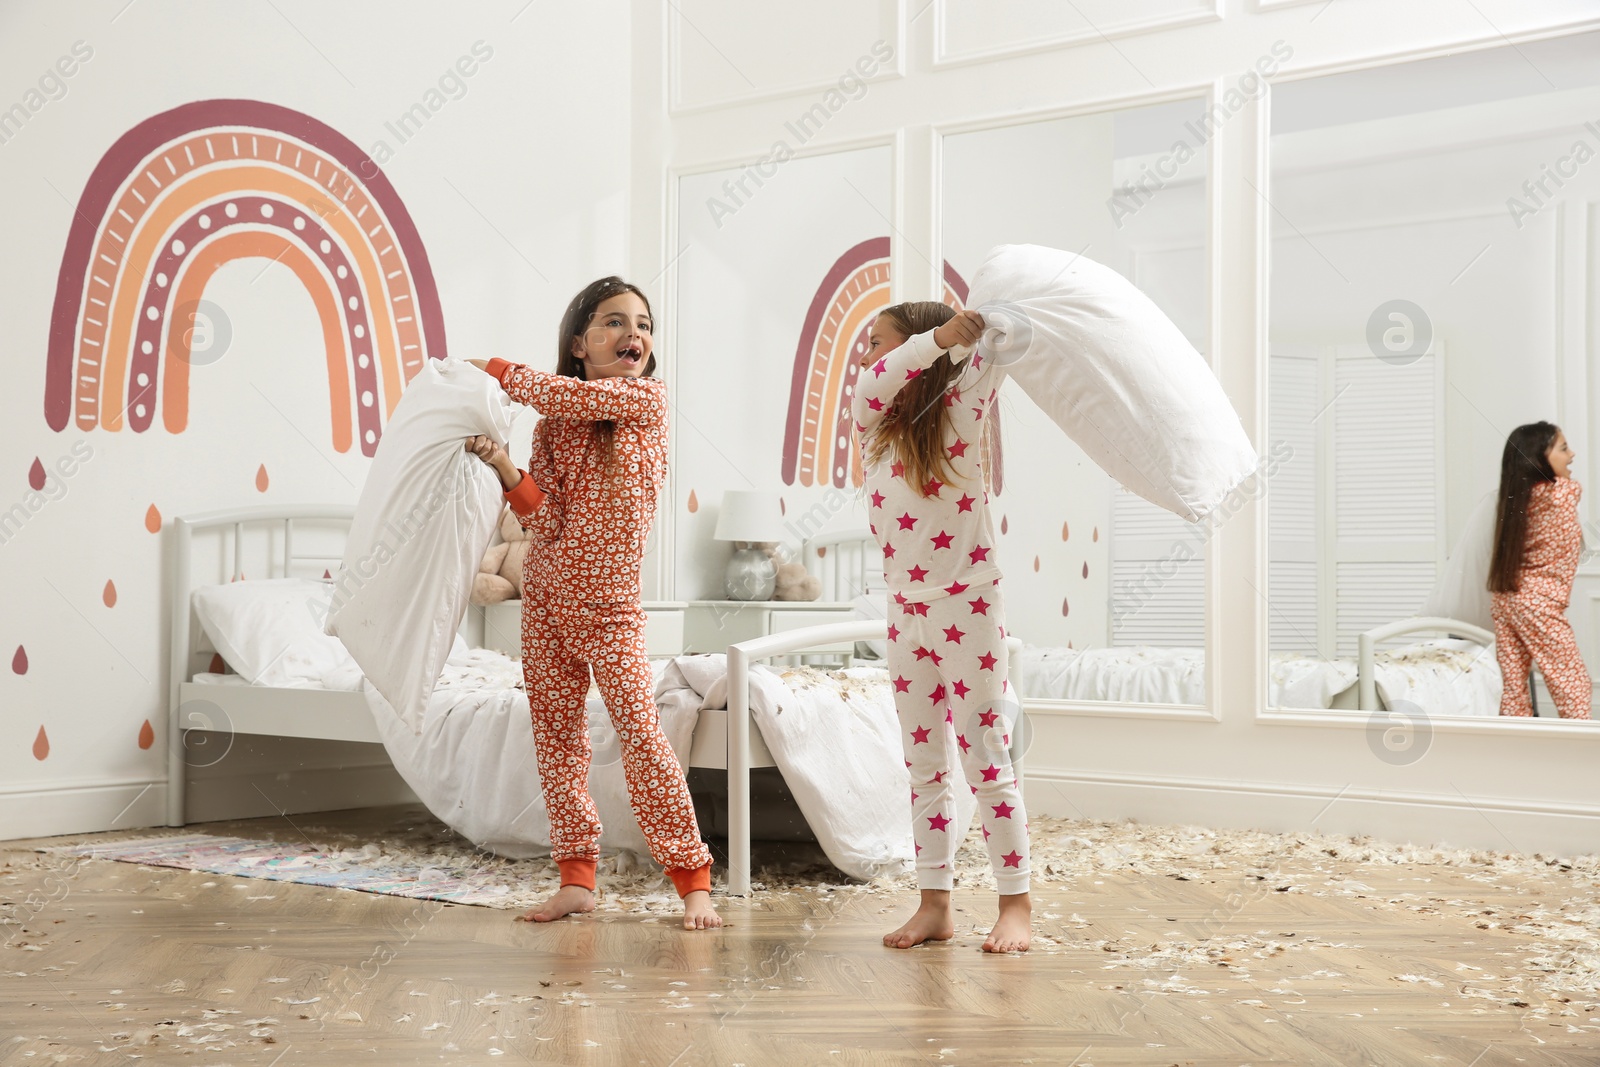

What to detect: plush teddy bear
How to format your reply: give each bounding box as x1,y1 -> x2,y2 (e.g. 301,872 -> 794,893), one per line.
763,542 -> 821,602
471,507 -> 533,605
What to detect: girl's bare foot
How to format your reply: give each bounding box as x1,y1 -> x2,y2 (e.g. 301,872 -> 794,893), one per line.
516,884 -> 595,923
883,889 -> 954,949
682,889 -> 722,930
982,891 -> 1031,953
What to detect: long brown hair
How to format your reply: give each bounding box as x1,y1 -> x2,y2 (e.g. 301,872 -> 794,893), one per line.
1488,421 -> 1560,593
863,302 -> 962,495
555,276 -> 657,464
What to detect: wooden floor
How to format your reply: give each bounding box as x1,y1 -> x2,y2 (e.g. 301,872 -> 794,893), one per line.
3,807 -> 1598,1066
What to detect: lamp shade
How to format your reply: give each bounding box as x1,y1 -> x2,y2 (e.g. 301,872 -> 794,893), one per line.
713,489 -> 786,543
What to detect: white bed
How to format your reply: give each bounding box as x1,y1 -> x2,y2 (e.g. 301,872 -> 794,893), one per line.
1013,616 -> 1501,716
167,506 -> 932,885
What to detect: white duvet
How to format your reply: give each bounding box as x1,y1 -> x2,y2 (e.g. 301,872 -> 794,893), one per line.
1017,641 -> 1502,716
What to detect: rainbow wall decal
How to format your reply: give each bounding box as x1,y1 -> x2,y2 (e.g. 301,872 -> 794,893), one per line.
781,237 -> 1001,491
45,99 -> 447,456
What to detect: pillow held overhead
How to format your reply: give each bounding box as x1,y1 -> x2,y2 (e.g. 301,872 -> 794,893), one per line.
964,244 -> 1258,522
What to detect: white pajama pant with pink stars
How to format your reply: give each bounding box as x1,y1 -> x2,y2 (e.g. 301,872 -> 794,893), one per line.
889,579 -> 1030,895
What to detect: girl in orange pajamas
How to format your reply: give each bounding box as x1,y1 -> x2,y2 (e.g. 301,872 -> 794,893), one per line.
466,277 -> 719,929
1487,421 -> 1592,719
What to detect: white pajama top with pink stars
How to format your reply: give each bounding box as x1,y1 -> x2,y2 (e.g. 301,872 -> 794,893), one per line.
852,328 -> 1004,604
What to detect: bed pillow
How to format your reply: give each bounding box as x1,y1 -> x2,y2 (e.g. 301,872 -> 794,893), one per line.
192,578 -> 354,687
1419,491 -> 1496,631
964,244 -> 1258,522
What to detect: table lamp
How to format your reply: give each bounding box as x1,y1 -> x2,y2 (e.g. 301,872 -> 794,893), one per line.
713,489 -> 786,600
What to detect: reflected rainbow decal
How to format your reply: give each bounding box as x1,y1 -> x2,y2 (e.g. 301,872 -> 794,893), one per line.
45,99 -> 447,456
781,238 -> 1000,491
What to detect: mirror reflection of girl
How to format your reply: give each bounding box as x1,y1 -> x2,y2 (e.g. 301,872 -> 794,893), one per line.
1487,422 -> 1592,719
465,277 -> 721,929
853,301 -> 1032,953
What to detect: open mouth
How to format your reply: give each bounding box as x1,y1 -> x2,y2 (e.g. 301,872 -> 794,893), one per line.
616,344 -> 643,366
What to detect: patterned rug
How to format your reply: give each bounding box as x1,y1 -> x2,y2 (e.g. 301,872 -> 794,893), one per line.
44,832 -> 604,910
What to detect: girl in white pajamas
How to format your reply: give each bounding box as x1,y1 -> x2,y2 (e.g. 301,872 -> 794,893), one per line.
853,301 -> 1032,953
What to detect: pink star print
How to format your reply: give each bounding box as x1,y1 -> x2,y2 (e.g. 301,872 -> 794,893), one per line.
922,478 -> 943,497
928,813 -> 950,831
912,646 -> 934,662
897,512 -> 917,531
979,710 -> 999,727
942,625 -> 964,644
981,764 -> 1001,782
930,770 -> 946,784
947,439 -> 968,459
911,726 -> 931,745
893,675 -> 911,693
883,543 -> 896,559
952,679 -> 970,699
958,734 -> 971,753
945,581 -> 968,595
870,490 -> 885,508
992,802 -> 1015,819
904,602 -> 929,617
969,596 -> 990,615
890,460 -> 905,478
930,530 -> 953,550
907,565 -> 928,582
928,683 -> 946,704
982,825 -> 991,841
956,493 -> 975,513
977,652 -> 998,671
972,353 -> 984,369
867,397 -> 884,411
871,358 -> 888,377
906,367 -> 922,380
1002,850 -> 1022,868
968,545 -> 991,565
886,623 -> 900,642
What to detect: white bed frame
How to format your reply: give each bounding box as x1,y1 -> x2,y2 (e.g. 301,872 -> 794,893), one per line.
1356,616 -> 1496,712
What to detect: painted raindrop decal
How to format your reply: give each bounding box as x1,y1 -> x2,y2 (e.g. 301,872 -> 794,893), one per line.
1032,556 -> 1040,572
138,720 -> 155,750
323,569 -> 332,579
209,653 -> 227,674
103,580 -> 118,607
145,504 -> 162,533
1062,597 -> 1069,616
1082,561 -> 1089,579
1093,526 -> 1099,542
779,497 -> 786,515
1000,515 -> 1008,535
28,458 -> 47,491
1062,521 -> 1069,541
687,489 -> 699,513
255,464 -> 270,493
817,546 -> 828,558
12,646 -> 26,675
33,726 -> 49,760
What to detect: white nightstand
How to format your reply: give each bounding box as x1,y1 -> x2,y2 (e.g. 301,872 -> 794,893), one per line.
682,600 -> 857,656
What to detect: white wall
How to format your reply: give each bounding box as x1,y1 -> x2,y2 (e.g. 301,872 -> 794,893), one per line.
640,0 -> 1600,855
0,0 -> 634,838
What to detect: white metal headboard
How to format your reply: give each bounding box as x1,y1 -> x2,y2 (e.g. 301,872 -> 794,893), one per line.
801,528 -> 882,602
167,505 -> 356,825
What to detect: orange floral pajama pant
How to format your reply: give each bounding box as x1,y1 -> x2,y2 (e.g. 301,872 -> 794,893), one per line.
521,590 -> 712,872
1492,591 -> 1592,719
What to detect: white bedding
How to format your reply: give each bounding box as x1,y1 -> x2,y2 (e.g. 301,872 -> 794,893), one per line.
190,581 -> 920,866
655,656 -> 941,882
1016,641 -> 1501,715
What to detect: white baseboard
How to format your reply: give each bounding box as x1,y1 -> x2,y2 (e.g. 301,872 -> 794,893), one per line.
0,763 -> 417,842
1024,770 -> 1600,856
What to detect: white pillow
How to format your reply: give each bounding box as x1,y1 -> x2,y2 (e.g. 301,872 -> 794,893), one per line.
192,578 -> 355,687
965,244 -> 1258,522
1419,491 -> 1496,632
